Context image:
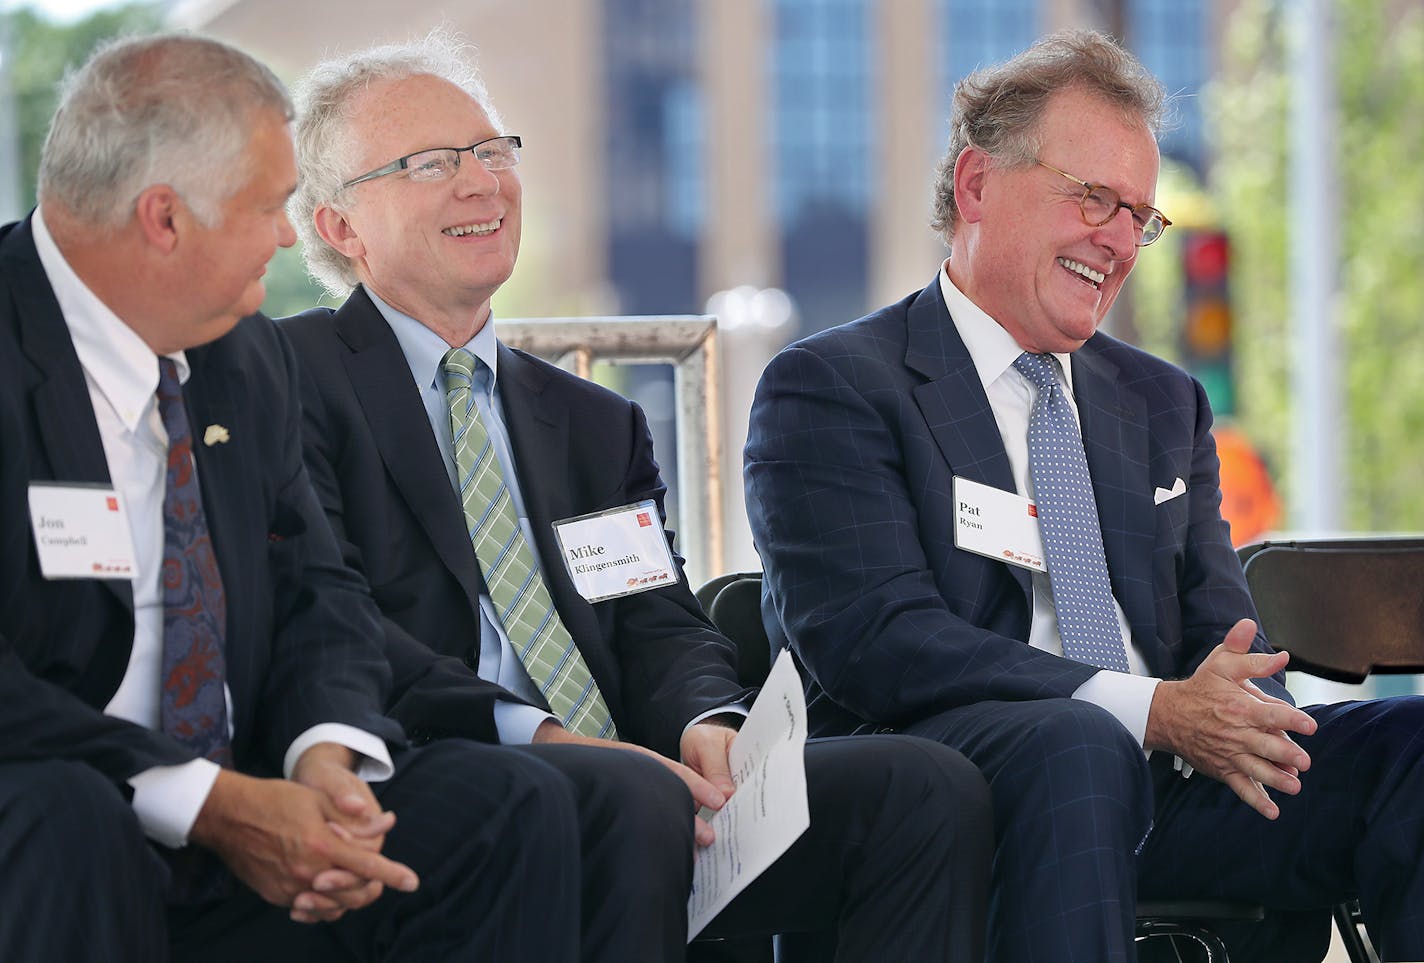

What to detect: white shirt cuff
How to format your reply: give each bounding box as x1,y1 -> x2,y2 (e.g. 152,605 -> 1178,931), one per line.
284,724 -> 394,783
1071,670 -> 1161,748
128,758 -> 222,848
683,703 -> 750,737
494,701 -> 558,745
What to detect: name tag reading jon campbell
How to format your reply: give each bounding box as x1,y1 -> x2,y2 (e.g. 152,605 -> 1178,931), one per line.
28,481 -> 137,579
553,500 -> 680,602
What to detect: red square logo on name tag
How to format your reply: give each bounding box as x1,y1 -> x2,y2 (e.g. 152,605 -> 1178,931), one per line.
637,512 -> 652,527
1027,505 -> 1038,518
106,496 -> 119,512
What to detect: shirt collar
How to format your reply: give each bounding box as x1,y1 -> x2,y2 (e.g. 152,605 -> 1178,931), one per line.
937,259 -> 1075,394
367,287 -> 500,392
32,207 -> 189,433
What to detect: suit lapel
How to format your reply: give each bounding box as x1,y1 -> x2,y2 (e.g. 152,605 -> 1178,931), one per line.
906,279 -> 1031,599
1071,343 -> 1156,643
335,292 -> 486,602
183,343 -> 246,610
5,218 -> 132,612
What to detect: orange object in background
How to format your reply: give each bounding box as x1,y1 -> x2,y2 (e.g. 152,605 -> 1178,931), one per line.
1213,424 -> 1282,546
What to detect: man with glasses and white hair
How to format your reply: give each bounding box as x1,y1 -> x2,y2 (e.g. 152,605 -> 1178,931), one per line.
0,31 -> 686,963
745,28 -> 1424,963
280,31 -> 995,960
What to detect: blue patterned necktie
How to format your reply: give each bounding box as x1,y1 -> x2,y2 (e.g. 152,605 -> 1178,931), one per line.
156,358 -> 233,766
443,348 -> 617,738
1013,352 -> 1130,672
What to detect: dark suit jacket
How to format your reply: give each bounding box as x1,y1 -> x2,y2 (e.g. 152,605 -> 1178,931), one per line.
0,217 -> 400,790
744,276 -> 1288,737
280,288 -> 750,759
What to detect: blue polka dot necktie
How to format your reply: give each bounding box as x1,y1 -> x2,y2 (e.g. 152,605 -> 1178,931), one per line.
443,348 -> 617,739
1013,352 -> 1130,672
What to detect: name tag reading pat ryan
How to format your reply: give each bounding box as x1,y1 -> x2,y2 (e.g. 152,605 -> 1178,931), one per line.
952,475 -> 1047,573
28,482 -> 137,579
553,500 -> 680,603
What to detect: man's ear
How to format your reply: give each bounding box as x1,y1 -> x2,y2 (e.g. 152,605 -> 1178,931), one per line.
132,185 -> 182,254
313,203 -> 365,260
953,146 -> 992,225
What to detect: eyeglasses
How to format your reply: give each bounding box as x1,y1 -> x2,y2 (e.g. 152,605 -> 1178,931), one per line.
1036,160 -> 1172,247
341,135 -> 523,190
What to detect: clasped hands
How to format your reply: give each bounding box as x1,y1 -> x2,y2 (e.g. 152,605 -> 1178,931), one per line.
189,742 -> 417,924
1145,618 -> 1318,819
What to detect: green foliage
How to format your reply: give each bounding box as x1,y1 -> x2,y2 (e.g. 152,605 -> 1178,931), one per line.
1198,0 -> 1424,530
1127,161 -> 1204,363
0,4 -> 333,318
2,4 -> 164,210
260,243 -> 339,319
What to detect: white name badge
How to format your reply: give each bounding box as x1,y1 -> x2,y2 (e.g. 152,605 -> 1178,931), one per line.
952,476 -> 1047,573
28,482 -> 137,579
553,500 -> 680,603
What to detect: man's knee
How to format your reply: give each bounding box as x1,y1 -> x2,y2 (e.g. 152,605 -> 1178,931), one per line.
915,699 -> 1153,834
533,744 -> 695,853
809,733 -> 990,819
384,739 -> 586,867
806,733 -> 995,870
0,760 -> 150,871
0,761 -> 166,960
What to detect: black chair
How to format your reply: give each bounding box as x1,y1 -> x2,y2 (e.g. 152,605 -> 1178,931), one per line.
696,572 -> 1264,963
1237,536 -> 1424,963
698,572 -> 772,689
1242,537 -> 1424,683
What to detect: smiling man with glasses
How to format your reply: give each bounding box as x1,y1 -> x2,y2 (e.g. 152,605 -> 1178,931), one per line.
746,28 -> 1424,963
278,30 -> 993,962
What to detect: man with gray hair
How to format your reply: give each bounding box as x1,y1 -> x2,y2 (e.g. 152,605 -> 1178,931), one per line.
0,31 -> 678,962
281,31 -> 994,961
746,28 -> 1424,963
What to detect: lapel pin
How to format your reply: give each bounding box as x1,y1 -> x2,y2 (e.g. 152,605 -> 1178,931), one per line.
203,424 -> 231,447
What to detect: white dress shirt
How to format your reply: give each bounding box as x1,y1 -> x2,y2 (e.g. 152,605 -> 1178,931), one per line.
939,263 -> 1161,746
32,209 -> 392,848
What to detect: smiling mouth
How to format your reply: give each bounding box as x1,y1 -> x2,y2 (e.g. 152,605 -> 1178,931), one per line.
443,218 -> 501,237
1058,257 -> 1105,289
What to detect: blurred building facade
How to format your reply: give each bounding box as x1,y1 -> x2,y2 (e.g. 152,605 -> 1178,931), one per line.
176,0 -> 1228,337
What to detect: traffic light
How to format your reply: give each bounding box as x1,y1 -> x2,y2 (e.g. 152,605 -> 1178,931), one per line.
1179,229 -> 1234,415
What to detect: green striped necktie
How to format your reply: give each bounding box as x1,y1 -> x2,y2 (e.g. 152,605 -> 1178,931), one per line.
443,347 -> 617,738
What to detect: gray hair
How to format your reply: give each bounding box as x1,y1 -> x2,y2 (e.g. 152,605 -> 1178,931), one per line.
930,29 -> 1166,242
290,30 -> 502,297
38,32 -> 292,229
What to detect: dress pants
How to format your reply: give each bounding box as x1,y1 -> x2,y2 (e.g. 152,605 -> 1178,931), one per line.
907,695 -> 1424,963
0,759 -> 170,962
1139,696 -> 1424,963
1,738 -> 692,962
702,734 -> 994,962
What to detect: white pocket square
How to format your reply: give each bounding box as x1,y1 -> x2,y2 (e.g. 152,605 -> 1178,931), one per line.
1153,477 -> 1187,505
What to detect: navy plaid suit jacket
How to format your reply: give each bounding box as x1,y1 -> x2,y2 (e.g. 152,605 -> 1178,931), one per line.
745,275 -> 1288,737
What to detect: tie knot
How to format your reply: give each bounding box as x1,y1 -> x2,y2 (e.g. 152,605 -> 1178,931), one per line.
1012,351 -> 1061,392
442,347 -> 482,389
157,357 -> 182,404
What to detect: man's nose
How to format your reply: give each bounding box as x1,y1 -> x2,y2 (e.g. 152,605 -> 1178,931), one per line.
1097,205 -> 1138,262
454,155 -> 500,196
